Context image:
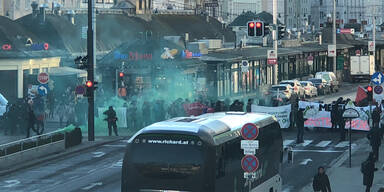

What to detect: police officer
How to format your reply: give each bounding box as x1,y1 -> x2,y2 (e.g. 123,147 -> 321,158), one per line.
104,106 -> 118,136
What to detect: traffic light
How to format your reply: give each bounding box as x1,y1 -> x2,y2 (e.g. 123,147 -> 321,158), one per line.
255,21 -> 264,37
118,72 -> 125,88
367,86 -> 373,102
119,72 -> 124,77
84,80 -> 98,97
247,21 -> 255,36
278,25 -> 286,39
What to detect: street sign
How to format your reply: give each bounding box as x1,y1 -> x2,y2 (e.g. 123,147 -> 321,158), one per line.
241,140 -> 259,155
328,45 -> 336,57
368,41 -> 375,52
241,155 -> 259,172
204,2 -> 218,7
355,50 -> 361,56
241,123 -> 259,140
343,108 -> 359,119
307,55 -> 314,65
241,60 -> 249,72
37,84 -> 49,96
37,72 -> 49,84
374,85 -> 384,101
371,72 -> 384,85
244,172 -> 257,179
337,28 -> 355,34
75,85 -> 85,95
267,50 -> 277,65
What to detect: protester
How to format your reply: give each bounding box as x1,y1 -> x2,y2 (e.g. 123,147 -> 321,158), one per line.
336,98 -> 346,141
103,106 -> 118,136
26,104 -> 36,138
246,99 -> 253,112
361,152 -> 378,192
296,108 -> 306,144
367,127 -> 381,162
330,101 -> 338,132
312,166 -> 332,192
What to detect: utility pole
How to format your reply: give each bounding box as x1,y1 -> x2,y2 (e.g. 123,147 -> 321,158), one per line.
373,6 -> 376,70
273,0 -> 278,85
333,0 -> 337,74
87,0 -> 96,141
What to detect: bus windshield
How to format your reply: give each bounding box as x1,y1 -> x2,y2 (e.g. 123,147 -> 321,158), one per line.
125,134 -> 205,191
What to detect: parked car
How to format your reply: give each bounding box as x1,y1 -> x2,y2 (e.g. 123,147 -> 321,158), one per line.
300,81 -> 318,97
267,84 -> 292,101
280,80 -> 305,97
308,78 -> 330,95
315,72 -> 339,92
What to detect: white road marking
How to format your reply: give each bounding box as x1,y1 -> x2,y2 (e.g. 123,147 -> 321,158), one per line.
283,140 -> 295,147
292,149 -> 343,153
112,159 -> 123,168
87,169 -> 97,174
82,182 -> 103,190
299,158 -> 313,165
296,140 -> 312,147
315,141 -> 332,147
3,180 -> 20,188
335,141 -> 349,148
104,144 -> 126,148
92,152 -> 105,158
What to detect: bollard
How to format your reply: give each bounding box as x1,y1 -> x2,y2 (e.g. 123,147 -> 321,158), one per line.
288,147 -> 294,164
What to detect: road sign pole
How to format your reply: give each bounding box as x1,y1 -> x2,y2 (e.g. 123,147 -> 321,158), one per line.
87,0 -> 96,141
349,118 -> 352,168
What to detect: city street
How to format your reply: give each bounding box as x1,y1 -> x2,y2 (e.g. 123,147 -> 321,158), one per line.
0,82 -> 367,192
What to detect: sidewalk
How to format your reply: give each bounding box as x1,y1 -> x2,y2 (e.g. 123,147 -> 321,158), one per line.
329,138 -> 384,192
0,136 -> 126,176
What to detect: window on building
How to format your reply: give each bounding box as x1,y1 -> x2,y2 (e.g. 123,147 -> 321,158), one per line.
139,0 -> 143,10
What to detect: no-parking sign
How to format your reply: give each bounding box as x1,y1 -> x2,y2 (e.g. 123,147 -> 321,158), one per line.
374,85 -> 384,101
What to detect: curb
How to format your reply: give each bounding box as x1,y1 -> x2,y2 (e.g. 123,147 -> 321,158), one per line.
0,136 -> 127,177
298,137 -> 369,192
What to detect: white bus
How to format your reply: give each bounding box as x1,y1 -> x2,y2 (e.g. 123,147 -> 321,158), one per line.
122,112 -> 283,192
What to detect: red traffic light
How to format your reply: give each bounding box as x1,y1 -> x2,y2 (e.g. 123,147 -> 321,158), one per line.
86,80 -> 93,88
119,72 -> 124,77
367,86 -> 373,92
256,22 -> 262,28
248,22 -> 255,28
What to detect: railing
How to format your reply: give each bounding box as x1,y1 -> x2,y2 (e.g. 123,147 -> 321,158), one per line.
0,130 -> 65,157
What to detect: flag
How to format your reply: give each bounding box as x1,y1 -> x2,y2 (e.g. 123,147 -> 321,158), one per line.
355,86 -> 367,105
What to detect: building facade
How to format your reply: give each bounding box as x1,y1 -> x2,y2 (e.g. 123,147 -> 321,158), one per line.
221,0 -> 262,24
285,0 -> 311,31
261,0 -> 285,24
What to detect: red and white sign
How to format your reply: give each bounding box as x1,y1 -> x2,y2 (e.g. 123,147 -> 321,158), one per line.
241,155 -> 259,173
339,28 -> 354,34
241,123 -> 259,140
37,72 -> 49,84
368,41 -> 375,52
267,50 -> 277,65
1,44 -> 12,51
307,55 -> 314,65
328,45 -> 336,57
355,50 -> 361,56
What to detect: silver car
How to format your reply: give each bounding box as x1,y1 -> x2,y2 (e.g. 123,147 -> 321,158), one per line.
300,81 -> 318,97
267,84 -> 292,101
280,80 -> 305,98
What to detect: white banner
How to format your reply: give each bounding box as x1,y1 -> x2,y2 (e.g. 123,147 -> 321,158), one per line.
251,102 -> 371,131
98,107 -> 127,128
252,104 -> 291,128
299,101 -> 370,131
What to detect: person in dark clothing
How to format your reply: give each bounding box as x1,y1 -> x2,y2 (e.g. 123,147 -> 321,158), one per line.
229,100 -> 239,111
26,105 -> 36,138
103,106 -> 118,136
312,166 -> 332,192
246,99 -> 253,112
367,128 -> 382,162
296,108 -> 307,143
336,99 -> 346,141
362,152 -> 378,192
142,101 -> 151,127
128,102 -> 138,130
372,106 -> 381,129
330,102 -> 338,132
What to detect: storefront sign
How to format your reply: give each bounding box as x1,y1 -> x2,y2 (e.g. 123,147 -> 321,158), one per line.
114,51 -> 153,61
182,50 -> 202,59
1,44 -> 12,51
29,43 -> 49,51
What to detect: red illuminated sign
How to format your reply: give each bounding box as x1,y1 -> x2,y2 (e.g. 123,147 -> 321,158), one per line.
1,44 -> 12,51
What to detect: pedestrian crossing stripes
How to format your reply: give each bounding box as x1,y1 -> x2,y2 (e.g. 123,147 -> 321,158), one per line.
283,139 -> 352,149
315,141 -> 332,147
335,141 -> 349,148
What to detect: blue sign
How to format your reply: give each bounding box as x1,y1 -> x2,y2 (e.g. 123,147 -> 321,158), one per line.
336,28 -> 341,34
37,84 -> 49,96
371,72 -> 384,85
